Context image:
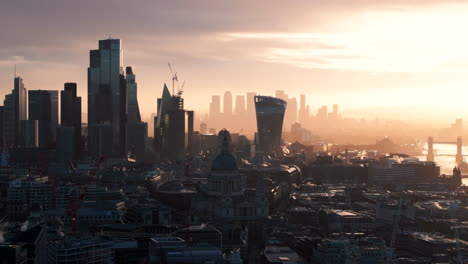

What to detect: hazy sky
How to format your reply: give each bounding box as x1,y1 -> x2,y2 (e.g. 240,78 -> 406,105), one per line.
1,0 -> 468,124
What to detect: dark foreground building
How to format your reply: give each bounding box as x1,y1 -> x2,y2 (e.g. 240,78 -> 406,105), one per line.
154,84 -> 194,161
254,95 -> 287,154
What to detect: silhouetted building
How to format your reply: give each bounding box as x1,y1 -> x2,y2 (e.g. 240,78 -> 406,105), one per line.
88,124 -> 113,157
3,77 -> 27,148
125,67 -> 147,161
317,105 -> 328,121
285,97 -> 297,129
60,82 -> 82,158
210,95 -> 221,120
56,126 -> 75,162
126,66 -> 141,123
29,90 -> 58,148
154,84 -> 193,161
254,96 -> 287,154
200,122 -> 208,134
234,95 -> 246,116
298,94 -> 309,125
88,38 -> 126,157
19,120 -> 38,148
224,91 -> 233,117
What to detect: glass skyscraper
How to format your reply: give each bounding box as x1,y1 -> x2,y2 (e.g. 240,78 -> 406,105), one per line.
28,90 -> 58,148
88,39 -> 125,156
254,95 -> 287,154
3,77 -> 27,148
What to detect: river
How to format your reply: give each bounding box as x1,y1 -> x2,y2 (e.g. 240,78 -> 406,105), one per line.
416,143 -> 468,185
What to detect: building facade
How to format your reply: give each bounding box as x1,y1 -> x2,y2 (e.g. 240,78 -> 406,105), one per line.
88,38 -> 126,157
28,90 -> 58,148
254,96 -> 287,154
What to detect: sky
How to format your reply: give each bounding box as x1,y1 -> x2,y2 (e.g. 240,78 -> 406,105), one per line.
1,0 -> 468,124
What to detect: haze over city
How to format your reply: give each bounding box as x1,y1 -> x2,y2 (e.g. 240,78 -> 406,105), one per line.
2,1 -> 468,264
2,0 -> 468,126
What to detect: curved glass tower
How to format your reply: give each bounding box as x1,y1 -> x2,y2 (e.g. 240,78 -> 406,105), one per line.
254,95 -> 287,154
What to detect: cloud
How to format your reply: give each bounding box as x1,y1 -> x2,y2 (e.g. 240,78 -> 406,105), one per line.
0,56 -> 31,67
215,4 -> 468,73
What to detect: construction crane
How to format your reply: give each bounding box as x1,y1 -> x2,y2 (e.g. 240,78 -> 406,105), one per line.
168,63 -> 178,96
67,156 -> 105,234
168,63 -> 185,97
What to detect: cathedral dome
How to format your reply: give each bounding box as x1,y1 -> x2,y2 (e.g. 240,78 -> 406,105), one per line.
211,128 -> 237,171
211,152 -> 238,171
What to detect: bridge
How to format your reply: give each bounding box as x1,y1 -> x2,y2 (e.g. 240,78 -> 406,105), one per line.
427,137 -> 463,165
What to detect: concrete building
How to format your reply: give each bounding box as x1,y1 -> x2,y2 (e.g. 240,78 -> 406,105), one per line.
148,236 -> 224,264
47,238 -> 114,264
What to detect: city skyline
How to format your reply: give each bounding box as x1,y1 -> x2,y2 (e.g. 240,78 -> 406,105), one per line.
2,1 -> 468,125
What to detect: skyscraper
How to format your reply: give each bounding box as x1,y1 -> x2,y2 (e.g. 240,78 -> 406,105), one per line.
125,67 -> 141,124
298,94 -> 309,125
223,91 -> 233,117
3,77 -> 27,148
28,90 -> 58,148
234,95 -> 246,116
125,67 -> 147,161
255,96 -> 287,154
154,84 -> 192,161
246,92 -> 257,132
209,95 -> 221,120
19,120 -> 38,148
88,38 -> 126,156
285,97 -> 297,129
60,83 -> 82,159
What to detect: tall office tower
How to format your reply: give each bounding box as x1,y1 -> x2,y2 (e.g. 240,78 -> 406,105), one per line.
333,104 -> 338,115
275,90 -> 287,101
246,92 -> 256,116
88,38 -> 126,157
317,106 -> 328,122
210,95 -> 221,120
298,94 -> 309,125
3,77 -> 27,148
125,66 -> 147,161
285,97 -> 297,129
223,91 -> 233,117
300,94 -> 306,111
246,92 -> 257,132
234,95 -> 246,116
125,67 -> 141,123
28,90 -> 58,148
254,96 -> 287,154
19,120 -> 38,148
154,84 -> 193,161
59,83 -> 82,159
